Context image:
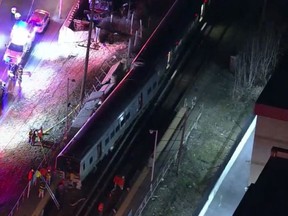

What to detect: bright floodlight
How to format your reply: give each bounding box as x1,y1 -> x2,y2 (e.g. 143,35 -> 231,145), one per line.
11,21 -> 34,45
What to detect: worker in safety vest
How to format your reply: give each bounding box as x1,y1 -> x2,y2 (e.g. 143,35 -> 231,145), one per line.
46,169 -> 51,185
97,202 -> 104,216
37,127 -> 43,143
17,65 -> 23,86
27,169 -> 34,198
38,181 -> 45,198
113,175 -> 125,191
33,169 -> 42,185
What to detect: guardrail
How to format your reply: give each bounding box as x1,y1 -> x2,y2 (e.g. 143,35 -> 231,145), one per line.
7,141 -> 59,216
63,0 -> 81,28
7,184 -> 29,216
114,106 -> 194,216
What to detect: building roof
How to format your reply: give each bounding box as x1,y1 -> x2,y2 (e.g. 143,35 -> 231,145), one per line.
234,147 -> 288,216
254,53 -> 288,121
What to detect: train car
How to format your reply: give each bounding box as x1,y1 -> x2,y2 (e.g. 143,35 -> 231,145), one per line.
56,0 -> 204,182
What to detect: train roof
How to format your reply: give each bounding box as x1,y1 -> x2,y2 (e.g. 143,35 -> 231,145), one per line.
58,0 -> 200,160
61,64 -> 149,160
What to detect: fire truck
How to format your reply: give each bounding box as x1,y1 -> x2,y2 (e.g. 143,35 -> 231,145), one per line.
3,21 -> 35,65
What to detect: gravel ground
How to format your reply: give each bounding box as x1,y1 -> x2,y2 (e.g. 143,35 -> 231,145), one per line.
141,0 -> 288,214
141,63 -> 255,216
141,8 -> 257,215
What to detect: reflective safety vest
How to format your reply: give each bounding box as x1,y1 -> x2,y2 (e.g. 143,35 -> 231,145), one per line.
28,169 -> 34,181
35,170 -> 42,178
39,183 -> 45,190
98,202 -> 104,212
114,175 -> 125,188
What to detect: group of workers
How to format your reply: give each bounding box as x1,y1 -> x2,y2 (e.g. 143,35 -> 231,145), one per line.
28,127 -> 44,145
97,175 -> 127,215
27,167 -> 52,199
0,64 -> 24,100
8,64 -> 23,83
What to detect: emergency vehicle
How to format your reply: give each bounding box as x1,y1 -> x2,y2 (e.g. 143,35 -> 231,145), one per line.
3,21 -> 35,65
27,9 -> 50,33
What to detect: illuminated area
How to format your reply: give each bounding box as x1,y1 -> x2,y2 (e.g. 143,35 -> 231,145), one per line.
30,41 -> 76,61
10,21 -> 35,45
0,0 -> 130,213
3,21 -> 35,64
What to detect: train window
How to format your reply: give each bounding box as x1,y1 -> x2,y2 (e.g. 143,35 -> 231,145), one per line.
105,137 -> 109,145
110,130 -> 115,139
116,124 -> 120,132
97,143 -> 102,158
83,163 -> 86,171
126,112 -> 130,120
153,81 -> 157,89
120,117 -> 125,127
89,157 -> 93,164
147,87 -> 152,95
137,94 -> 143,111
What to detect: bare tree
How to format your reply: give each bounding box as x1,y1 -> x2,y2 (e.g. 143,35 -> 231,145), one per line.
232,28 -> 281,100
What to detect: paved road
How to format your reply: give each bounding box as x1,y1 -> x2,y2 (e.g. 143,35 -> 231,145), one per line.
0,0 -> 72,215
0,0 -> 67,80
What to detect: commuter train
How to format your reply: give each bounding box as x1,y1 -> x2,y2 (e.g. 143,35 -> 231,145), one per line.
56,0 -> 207,182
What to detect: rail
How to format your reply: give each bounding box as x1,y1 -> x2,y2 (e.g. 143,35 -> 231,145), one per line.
114,104 -> 201,216
7,140 -> 60,216
7,56 -> 123,216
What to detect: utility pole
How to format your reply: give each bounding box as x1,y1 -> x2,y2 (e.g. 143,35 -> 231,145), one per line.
66,78 -> 75,134
58,0 -> 62,19
149,129 -> 158,191
80,0 -> 95,105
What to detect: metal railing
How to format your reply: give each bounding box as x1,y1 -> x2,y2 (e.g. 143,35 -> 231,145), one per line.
7,140 -> 59,216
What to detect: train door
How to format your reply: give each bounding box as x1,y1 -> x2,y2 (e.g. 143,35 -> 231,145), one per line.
137,92 -> 143,112
97,142 -> 102,160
